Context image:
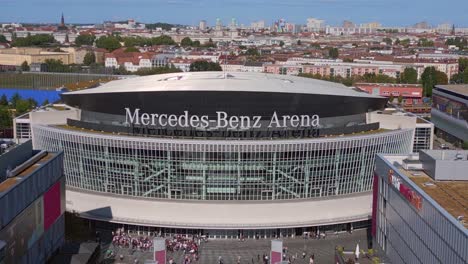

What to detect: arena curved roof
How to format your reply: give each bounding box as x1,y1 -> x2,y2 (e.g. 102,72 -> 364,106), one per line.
65,71 -> 382,99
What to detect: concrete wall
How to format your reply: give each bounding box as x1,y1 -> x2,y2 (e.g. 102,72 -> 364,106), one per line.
419,151 -> 437,179
30,109 -> 80,126
435,159 -> 468,181
0,48 -> 72,66
367,112 -> 417,130
420,150 -> 468,181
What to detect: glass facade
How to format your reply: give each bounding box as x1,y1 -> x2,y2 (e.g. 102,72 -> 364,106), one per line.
413,126 -> 432,153
33,125 -> 413,201
14,121 -> 32,141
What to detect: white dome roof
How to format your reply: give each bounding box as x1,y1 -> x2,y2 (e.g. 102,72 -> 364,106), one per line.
65,71 -> 381,99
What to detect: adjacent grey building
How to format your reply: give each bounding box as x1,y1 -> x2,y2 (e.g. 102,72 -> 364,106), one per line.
373,151 -> 467,264
431,84 -> 468,145
0,141 -> 65,264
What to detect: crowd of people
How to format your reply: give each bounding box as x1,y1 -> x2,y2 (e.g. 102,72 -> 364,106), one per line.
111,228 -> 153,251
166,235 -> 200,262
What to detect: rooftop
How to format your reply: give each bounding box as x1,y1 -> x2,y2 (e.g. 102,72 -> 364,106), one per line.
385,152 -> 468,229
64,72 -> 384,99
422,149 -> 468,161
399,168 -> 468,229
0,150 -> 57,196
435,84 -> 468,97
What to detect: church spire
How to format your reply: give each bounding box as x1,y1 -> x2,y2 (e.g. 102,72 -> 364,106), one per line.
61,13 -> 65,26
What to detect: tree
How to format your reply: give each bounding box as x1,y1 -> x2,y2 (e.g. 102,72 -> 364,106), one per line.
203,38 -> 216,48
44,59 -> 67,72
328,48 -> 339,59
245,48 -> 260,56
459,58 -> 468,72
180,37 -> 193,47
463,141 -> 468,150
134,66 -> 182,76
383,37 -> 392,45
27,98 -> 38,109
20,61 -> 30,71
400,38 -> 410,47
0,94 -> 8,106
12,34 -> 55,47
445,37 -> 467,50
74,34 -> 96,46
418,38 -> 434,47
0,107 -> 12,129
83,52 -> 96,66
15,99 -> 31,115
113,65 -> 129,75
398,95 -> 404,104
360,73 -> 397,83
389,94 -> 394,103
279,41 -> 285,47
297,40 -> 302,45
42,99 -> 49,106
421,67 -> 448,97
96,36 -> 121,51
10,93 -> 21,108
145,22 -> 176,31
124,46 -> 139,52
189,61 -> 222,72
394,38 -> 401,45
0,34 -> 7,43
462,68 -> 468,84
192,40 -> 201,47
400,68 -> 418,83
434,71 -> 448,85
150,35 -> 176,45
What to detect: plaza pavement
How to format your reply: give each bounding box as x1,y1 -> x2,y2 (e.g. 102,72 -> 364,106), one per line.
101,229 -> 371,264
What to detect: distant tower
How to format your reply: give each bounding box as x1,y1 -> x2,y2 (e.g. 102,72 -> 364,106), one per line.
58,12 -> 67,31
60,13 -> 65,27
451,24 -> 455,35
215,18 -> 222,31
199,20 -> 207,31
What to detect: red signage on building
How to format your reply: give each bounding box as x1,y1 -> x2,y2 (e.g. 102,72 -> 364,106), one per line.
388,170 -> 423,211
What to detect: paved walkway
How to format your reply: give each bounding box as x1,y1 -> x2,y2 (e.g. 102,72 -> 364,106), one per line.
101,229 -> 370,264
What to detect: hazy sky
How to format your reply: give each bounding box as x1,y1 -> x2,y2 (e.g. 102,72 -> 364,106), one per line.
1,0 -> 467,27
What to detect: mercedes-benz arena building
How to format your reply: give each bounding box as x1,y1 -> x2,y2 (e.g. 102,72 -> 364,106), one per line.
32,72 -> 416,238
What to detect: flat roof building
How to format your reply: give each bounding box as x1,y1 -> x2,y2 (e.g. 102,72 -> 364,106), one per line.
373,150 -> 467,264
0,141 -> 65,264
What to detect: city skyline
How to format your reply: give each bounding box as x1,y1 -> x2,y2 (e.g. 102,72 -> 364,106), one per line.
1,0 -> 467,27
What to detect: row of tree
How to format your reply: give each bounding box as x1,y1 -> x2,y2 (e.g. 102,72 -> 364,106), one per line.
299,66 -> 448,97
449,58 -> 468,84
112,64 -> 182,75
12,34 -> 56,47
75,34 -> 179,51
0,93 -> 48,129
180,37 -> 216,48
445,37 -> 467,50
112,61 -> 222,75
